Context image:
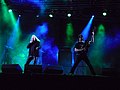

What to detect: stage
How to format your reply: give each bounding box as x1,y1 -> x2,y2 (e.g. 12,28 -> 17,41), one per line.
0,73 -> 120,90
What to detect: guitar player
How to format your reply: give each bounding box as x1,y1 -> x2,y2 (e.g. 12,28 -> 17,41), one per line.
69,31 -> 96,75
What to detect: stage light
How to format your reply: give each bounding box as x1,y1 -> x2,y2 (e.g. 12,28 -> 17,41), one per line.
49,14 -> 53,18
103,12 -> 107,16
19,15 -> 21,17
36,15 -> 39,18
67,13 -> 71,17
8,9 -> 12,12
102,9 -> 107,16
92,15 -> 94,18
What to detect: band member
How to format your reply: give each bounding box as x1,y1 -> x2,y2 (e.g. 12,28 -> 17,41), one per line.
69,31 -> 96,75
25,35 -> 41,66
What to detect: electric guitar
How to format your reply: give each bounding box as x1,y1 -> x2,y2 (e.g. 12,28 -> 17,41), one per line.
75,40 -> 89,54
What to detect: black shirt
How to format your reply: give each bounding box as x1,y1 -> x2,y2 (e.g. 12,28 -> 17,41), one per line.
27,40 -> 41,57
74,41 -> 90,55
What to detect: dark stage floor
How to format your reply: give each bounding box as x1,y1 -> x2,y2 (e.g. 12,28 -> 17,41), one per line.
0,73 -> 120,90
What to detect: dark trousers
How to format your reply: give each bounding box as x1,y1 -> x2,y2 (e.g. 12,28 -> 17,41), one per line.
70,54 -> 96,75
25,56 -> 37,66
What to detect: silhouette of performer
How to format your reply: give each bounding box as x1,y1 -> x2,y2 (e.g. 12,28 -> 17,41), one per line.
25,35 -> 41,66
69,31 -> 96,75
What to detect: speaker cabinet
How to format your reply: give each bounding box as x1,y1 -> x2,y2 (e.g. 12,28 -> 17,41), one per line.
24,65 -> 42,74
2,64 -> 23,74
44,65 -> 63,74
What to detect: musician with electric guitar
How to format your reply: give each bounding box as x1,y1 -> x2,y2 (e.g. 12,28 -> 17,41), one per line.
69,30 -> 96,75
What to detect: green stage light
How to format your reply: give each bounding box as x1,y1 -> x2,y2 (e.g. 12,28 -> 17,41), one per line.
65,23 -> 74,46
88,24 -> 106,68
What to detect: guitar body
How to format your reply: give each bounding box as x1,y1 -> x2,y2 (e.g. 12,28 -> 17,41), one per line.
74,40 -> 90,55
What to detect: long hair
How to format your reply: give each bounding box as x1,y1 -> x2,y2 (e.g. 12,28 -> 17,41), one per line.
30,35 -> 40,43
